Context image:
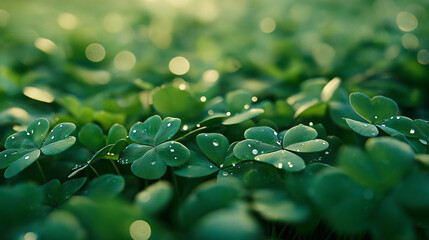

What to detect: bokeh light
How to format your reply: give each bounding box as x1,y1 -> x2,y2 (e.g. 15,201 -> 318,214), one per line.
260,18 -> 276,33
34,38 -> 57,55
129,220 -> 151,240
114,51 -> 136,71
86,43 -> 106,62
401,33 -> 419,50
417,49 -> 429,65
169,56 -> 190,75
57,13 -> 78,30
396,11 -> 418,32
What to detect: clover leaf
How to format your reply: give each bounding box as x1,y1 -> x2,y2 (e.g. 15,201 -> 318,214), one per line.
118,115 -> 190,179
174,133 -> 241,178
69,123 -> 128,178
233,125 -> 329,173
377,117 -> 429,151
0,118 -> 76,178
41,177 -> 87,206
338,137 -> 415,193
345,92 -> 398,137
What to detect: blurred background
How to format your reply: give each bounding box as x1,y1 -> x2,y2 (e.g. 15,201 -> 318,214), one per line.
0,0 -> 428,134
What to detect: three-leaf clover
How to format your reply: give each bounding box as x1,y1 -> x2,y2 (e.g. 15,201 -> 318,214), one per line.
118,115 -> 190,179
233,125 -> 329,172
174,133 -> 241,178
345,92 -> 398,137
0,118 -> 76,178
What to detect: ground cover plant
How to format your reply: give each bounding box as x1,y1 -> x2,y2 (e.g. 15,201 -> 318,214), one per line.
1,0 -> 429,239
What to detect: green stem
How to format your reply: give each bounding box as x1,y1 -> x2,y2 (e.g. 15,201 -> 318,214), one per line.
110,159 -> 121,176
36,160 -> 47,183
89,165 -> 100,177
277,224 -> 288,239
171,169 -> 180,200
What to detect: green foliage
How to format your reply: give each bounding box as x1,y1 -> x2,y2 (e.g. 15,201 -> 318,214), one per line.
0,118 -> 76,178
1,0 -> 429,238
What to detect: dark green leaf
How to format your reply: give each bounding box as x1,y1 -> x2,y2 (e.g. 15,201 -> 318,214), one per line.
87,174 -> 125,198
174,151 -> 219,178
255,150 -> 306,172
196,133 -> 229,165
131,149 -> 167,179
252,189 -> 310,223
345,118 -> 379,137
156,141 -> 190,167
244,126 -> 279,145
283,124 -> 318,147
107,124 -> 128,144
41,122 -> 76,155
5,131 -> 37,149
26,118 -> 50,148
118,143 -> 152,164
136,181 -> 173,215
78,123 -> 106,151
4,149 -> 40,178
233,139 -> 280,160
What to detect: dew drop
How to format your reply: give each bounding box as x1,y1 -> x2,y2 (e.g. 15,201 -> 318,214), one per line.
11,136 -> 15,139
364,124 -> 368,127
170,149 -> 175,153
220,164 -> 224,168
247,144 -> 252,148
274,131 -> 278,136
226,112 -> 231,116
325,151 -> 329,155
322,142 -> 327,145
374,116 -> 378,119
212,140 -> 219,147
174,157 -> 177,160
151,161 -> 156,165
296,149 -> 300,152
26,132 -> 30,136
309,122 -> 314,126
419,139 -> 428,145
252,149 -> 258,155
51,136 -> 55,139
132,130 -> 137,133
25,155 -> 29,160
396,116 -> 400,119
277,163 -> 283,168
38,122 -> 41,125
196,124 -> 201,128
410,129 -> 415,134
232,163 -> 236,167
222,172 -> 228,176
4,154 -> 7,157
167,123 -> 171,127
209,165 -> 213,168
60,124 -> 63,127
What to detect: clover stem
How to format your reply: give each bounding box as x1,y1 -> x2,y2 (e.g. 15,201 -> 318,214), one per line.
171,169 -> 180,200
110,159 -> 121,176
89,165 -> 100,177
36,160 -> 47,183
277,224 -> 288,239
